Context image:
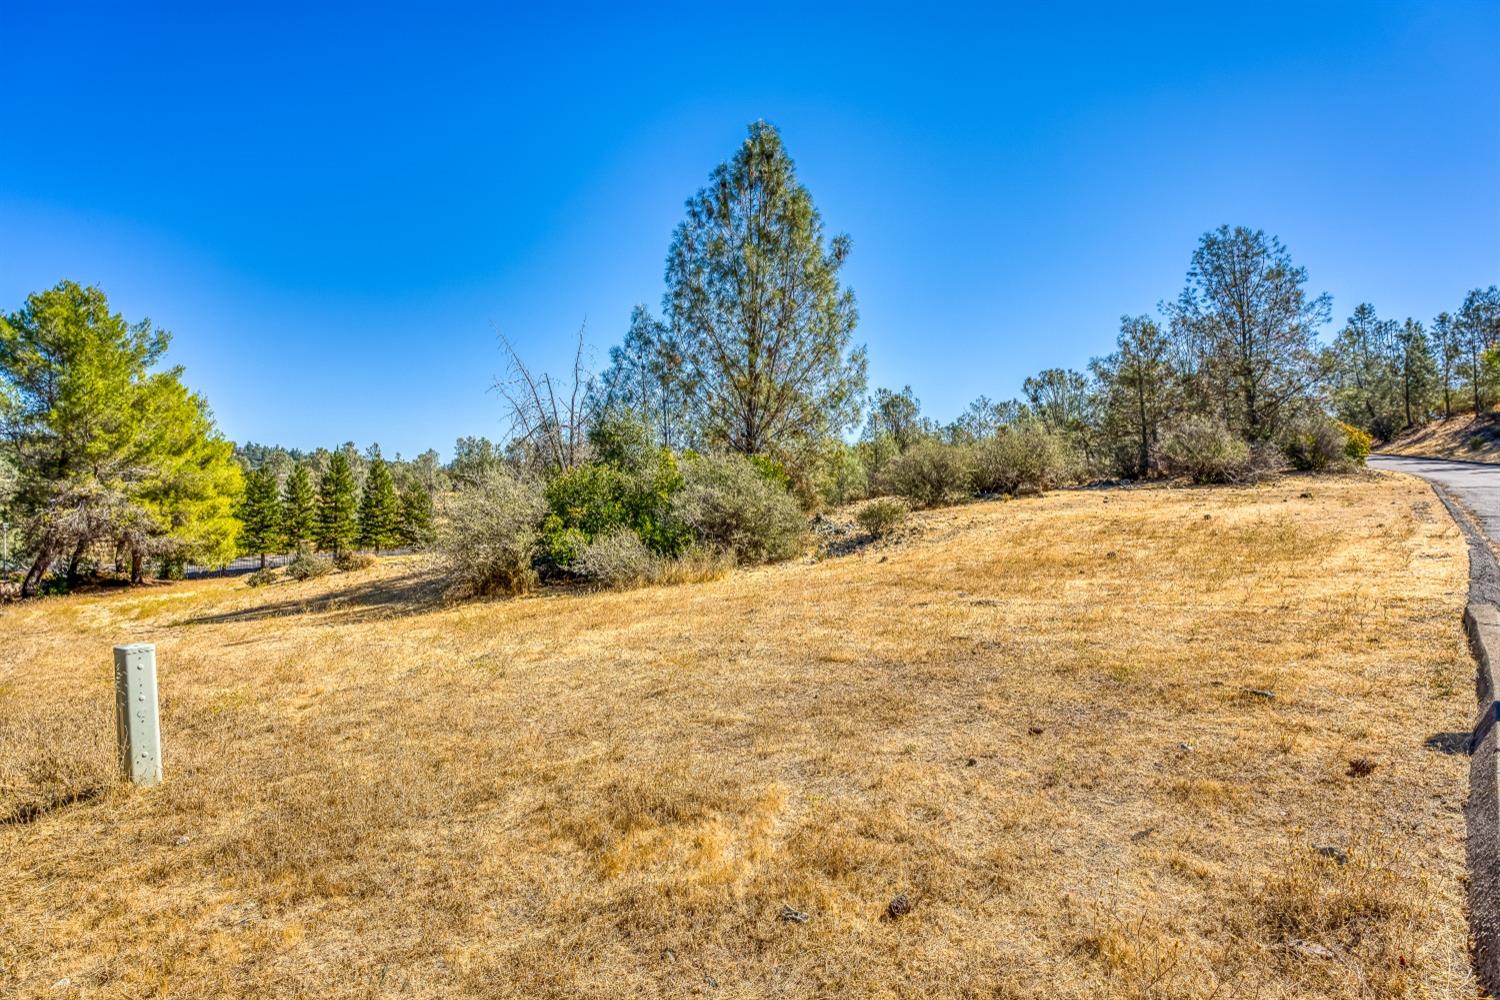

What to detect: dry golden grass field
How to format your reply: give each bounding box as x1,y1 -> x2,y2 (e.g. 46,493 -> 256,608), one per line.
0,473 -> 1482,998
1383,411 -> 1500,463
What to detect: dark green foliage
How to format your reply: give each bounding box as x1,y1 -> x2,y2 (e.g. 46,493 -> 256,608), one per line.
314,451 -> 358,556
587,412 -> 658,472
397,479 -> 434,548
863,386 -> 930,453
2,281 -> 242,595
237,467 -> 282,567
357,456 -> 399,552
280,464 -> 316,552
595,309 -> 695,452
246,566 -> 277,588
671,453 -> 805,564
1168,227 -> 1331,442
540,450 -> 687,568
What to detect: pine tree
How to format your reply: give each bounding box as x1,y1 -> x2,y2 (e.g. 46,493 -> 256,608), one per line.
281,464 -> 316,553
397,478 -> 434,548
314,451 -> 358,556
1396,319 -> 1438,429
1168,227 -> 1331,441
1,280 -> 242,594
238,467 -> 282,568
356,455 -> 399,553
666,121 -> 867,456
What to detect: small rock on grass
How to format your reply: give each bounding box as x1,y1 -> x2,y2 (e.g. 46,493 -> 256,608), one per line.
1287,939 -> 1334,960
779,904 -> 810,923
1314,844 -> 1348,865
886,893 -> 913,920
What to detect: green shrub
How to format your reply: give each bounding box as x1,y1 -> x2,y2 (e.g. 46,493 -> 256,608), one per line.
673,453 -> 805,564
1160,417 -> 1253,484
748,454 -> 791,490
541,453 -> 687,566
334,551 -> 376,571
246,567 -> 278,588
540,518 -> 589,567
573,529 -> 659,589
876,441 -> 972,507
812,441 -> 870,508
437,468 -> 547,596
285,553 -> 335,581
970,423 -> 1073,495
856,497 -> 910,538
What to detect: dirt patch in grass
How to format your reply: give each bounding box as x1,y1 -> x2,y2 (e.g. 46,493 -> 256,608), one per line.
0,475 -> 1477,997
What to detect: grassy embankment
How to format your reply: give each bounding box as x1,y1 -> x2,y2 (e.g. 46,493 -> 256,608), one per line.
0,474 -> 1479,998
1381,410 -> 1500,462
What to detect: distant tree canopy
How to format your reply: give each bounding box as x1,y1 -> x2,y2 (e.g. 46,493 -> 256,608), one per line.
0,281 -> 241,595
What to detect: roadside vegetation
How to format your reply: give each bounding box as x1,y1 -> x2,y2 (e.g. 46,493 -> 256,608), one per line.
4,121 -> 1490,602
0,474 -> 1475,997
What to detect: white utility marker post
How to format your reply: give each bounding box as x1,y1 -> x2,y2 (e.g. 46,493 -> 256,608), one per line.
113,643 -> 162,785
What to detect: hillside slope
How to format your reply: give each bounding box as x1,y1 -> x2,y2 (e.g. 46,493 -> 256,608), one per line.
0,475 -> 1477,998
1381,411 -> 1500,462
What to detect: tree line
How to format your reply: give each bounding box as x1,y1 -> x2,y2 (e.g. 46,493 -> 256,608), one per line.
235,448 -> 435,569
4,121 -> 1494,596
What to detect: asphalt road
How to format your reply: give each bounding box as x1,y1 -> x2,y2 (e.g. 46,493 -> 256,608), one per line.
1370,454 -> 1500,543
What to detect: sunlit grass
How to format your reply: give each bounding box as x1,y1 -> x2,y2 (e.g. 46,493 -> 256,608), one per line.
0,473 -> 1477,997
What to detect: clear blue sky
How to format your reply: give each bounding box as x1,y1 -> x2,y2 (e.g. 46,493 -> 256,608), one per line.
3,2 -> 1497,459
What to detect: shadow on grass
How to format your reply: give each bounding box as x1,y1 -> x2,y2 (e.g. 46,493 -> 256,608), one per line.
1426,732 -> 1472,756
175,565 -> 450,628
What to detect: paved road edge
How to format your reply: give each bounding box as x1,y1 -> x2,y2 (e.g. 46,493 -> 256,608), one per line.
1428,481 -> 1500,992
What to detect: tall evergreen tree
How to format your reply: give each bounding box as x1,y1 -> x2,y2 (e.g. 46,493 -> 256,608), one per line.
314,451 -> 358,556
1329,303 -> 1402,438
1090,315 -> 1176,478
281,464 -> 316,553
1395,319 -> 1438,429
665,121 -> 867,457
1168,226 -> 1331,441
238,467 -> 282,569
397,478 -> 434,548
1460,287 -> 1500,415
1,281 -> 241,595
1430,311 -> 1463,419
596,306 -> 695,451
356,455 -> 399,553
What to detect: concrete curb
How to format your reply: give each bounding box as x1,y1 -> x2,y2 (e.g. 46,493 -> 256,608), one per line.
1430,481 -> 1500,992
